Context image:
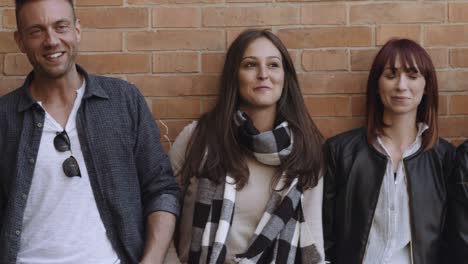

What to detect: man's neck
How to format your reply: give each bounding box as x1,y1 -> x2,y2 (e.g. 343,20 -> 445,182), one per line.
29,67 -> 83,104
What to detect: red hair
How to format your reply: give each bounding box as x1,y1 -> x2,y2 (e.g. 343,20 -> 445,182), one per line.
366,38 -> 438,150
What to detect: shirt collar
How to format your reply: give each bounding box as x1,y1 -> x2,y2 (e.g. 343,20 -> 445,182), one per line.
17,64 -> 109,113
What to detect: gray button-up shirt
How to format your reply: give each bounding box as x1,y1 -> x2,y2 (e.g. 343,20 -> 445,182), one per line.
0,65 -> 180,263
363,123 -> 428,264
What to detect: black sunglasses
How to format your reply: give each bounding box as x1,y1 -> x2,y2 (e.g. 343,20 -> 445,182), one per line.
54,130 -> 81,178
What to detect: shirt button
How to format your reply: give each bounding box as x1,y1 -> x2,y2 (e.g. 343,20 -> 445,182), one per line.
37,122 -> 43,128
15,230 -> 21,236
22,193 -> 27,200
28,158 -> 35,164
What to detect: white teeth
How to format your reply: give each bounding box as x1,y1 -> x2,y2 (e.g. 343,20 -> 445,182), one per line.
47,52 -> 63,58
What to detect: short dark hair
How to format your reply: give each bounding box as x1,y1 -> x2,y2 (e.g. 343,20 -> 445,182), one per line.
180,29 -> 324,190
366,38 -> 439,150
15,0 -> 76,29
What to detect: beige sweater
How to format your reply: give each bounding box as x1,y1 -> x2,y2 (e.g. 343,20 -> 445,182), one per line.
166,122 -> 324,263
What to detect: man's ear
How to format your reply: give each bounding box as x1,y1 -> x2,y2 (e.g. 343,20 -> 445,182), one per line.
75,19 -> 81,43
14,31 -> 26,53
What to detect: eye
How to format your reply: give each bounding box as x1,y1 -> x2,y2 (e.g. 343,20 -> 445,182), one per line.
242,61 -> 256,68
269,62 -> 280,68
55,23 -> 69,33
28,27 -> 43,37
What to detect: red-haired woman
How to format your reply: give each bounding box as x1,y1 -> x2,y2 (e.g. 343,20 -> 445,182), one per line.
323,38 -> 457,264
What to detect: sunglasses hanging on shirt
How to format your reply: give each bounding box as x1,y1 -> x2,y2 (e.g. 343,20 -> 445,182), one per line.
53,130 -> 81,178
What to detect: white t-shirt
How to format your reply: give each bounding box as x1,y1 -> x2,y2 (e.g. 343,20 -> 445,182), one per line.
17,82 -> 119,264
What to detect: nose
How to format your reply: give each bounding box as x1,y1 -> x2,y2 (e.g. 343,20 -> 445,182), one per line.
257,65 -> 268,80
43,29 -> 60,48
397,75 -> 409,91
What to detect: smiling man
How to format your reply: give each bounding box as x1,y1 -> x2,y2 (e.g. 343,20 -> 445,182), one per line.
0,0 -> 180,263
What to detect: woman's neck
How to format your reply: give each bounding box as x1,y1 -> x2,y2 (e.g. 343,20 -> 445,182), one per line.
240,106 -> 277,132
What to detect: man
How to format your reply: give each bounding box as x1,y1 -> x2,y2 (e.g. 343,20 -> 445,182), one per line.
0,0 -> 180,263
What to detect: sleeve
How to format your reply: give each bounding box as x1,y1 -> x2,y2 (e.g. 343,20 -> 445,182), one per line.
322,140 -> 337,263
447,141 -> 468,263
132,89 -> 181,218
168,122 -> 199,263
303,177 -> 325,263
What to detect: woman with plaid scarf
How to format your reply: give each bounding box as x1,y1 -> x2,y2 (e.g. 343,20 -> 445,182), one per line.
167,29 -> 325,264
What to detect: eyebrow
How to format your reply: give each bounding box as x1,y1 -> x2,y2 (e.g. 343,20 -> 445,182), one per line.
241,55 -> 282,61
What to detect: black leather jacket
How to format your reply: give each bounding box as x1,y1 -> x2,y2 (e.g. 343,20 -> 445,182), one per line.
447,141 -> 468,262
323,127 -> 459,264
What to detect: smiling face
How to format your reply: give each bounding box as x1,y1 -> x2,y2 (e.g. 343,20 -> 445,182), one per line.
238,37 -> 285,114
14,0 -> 80,80
378,55 -> 426,120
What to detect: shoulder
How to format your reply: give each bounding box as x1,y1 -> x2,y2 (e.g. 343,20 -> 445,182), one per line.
432,137 -> 455,159
324,127 -> 368,156
87,74 -> 143,100
168,121 -> 198,172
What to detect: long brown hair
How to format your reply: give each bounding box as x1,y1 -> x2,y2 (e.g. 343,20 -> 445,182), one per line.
179,29 -> 323,190
366,38 -> 439,150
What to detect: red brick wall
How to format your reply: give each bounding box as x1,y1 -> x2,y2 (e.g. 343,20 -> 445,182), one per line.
1,0 -> 467,148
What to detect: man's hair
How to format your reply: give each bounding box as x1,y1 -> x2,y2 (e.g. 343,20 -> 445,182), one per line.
366,38 -> 439,150
15,0 -> 76,29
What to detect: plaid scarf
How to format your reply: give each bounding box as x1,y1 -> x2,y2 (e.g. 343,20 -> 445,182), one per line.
188,111 -> 321,264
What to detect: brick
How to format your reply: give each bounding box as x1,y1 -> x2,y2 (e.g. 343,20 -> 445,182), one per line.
449,3 -> 468,23
202,6 -> 299,27
0,32 -> 19,53
350,3 -> 445,24
277,27 -> 372,49
76,0 -> 123,6
438,95 -> 448,116
450,95 -> 468,115
427,48 -> 448,69
227,0 -> 272,2
128,75 -> 217,97
76,54 -> 151,74
437,70 -> 468,91
315,117 -> 366,138
351,95 -> 366,117
202,53 -> 225,73
304,96 -> 351,117
0,78 -> 25,96
0,54 -> 3,74
288,49 -> 302,73
302,50 -> 348,71
450,49 -> 468,68
76,8 -> 148,29
226,27 -> 272,47
439,117 -> 468,138
127,30 -> 225,51
350,49 -> 378,71
376,25 -> 421,46
301,3 -> 346,25
0,0 -> 13,6
3,54 -> 31,76
153,7 -> 200,28
425,25 -> 468,46
153,52 -> 199,73
157,119 -> 192,141
192,75 -> 219,96
152,97 -> 202,119
299,73 -> 368,94
80,31 -> 122,52
2,9 -> 15,29
128,0 -> 222,4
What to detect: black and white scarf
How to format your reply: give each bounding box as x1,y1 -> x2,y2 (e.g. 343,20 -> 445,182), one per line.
188,111 -> 321,264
